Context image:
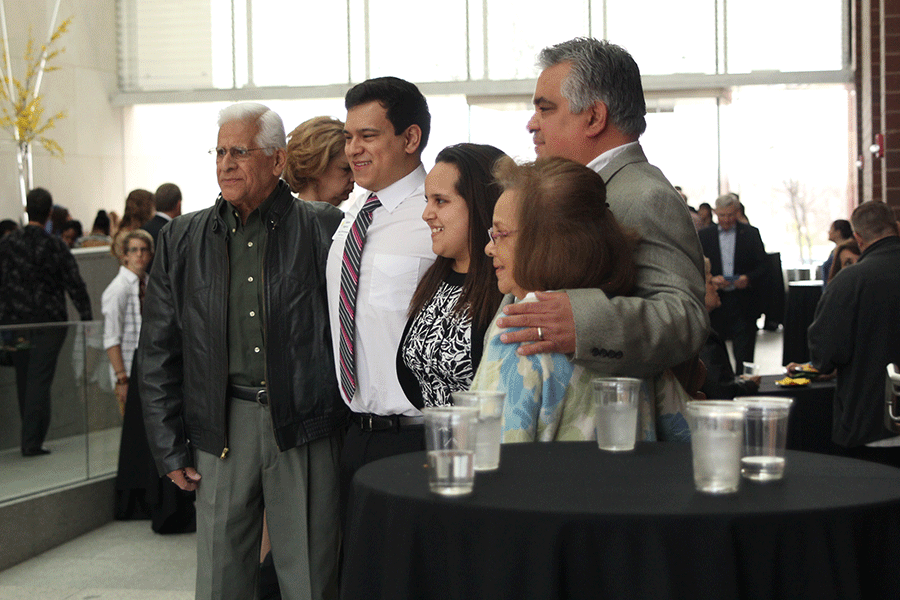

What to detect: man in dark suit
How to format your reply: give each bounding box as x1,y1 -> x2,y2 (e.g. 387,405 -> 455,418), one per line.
698,193 -> 768,374
141,182 -> 182,270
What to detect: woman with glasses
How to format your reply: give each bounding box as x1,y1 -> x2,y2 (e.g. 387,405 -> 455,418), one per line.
396,143 -> 507,408
282,116 -> 355,207
471,157 -> 654,442
106,229 -> 196,533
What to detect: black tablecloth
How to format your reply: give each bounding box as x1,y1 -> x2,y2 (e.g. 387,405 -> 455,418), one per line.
342,442 -> 900,600
781,281 -> 823,365
757,374 -> 839,455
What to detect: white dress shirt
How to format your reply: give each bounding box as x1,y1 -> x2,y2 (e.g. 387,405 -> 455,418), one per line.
326,165 -> 436,416
585,141 -> 640,175
101,265 -> 145,386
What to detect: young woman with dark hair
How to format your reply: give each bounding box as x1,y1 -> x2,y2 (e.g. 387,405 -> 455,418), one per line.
396,143 -> 507,408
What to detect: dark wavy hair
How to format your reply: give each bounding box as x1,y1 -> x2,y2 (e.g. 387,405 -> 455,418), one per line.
408,143 -> 506,334
493,156 -> 638,296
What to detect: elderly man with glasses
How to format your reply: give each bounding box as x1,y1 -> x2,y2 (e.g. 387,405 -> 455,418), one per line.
140,102 -> 345,600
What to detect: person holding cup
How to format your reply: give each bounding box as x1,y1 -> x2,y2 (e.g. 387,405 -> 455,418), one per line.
397,143 -> 507,409
471,156 -> 656,442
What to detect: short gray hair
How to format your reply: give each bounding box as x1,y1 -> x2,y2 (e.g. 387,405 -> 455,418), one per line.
714,193 -> 739,211
217,102 -> 286,154
538,37 -> 646,138
851,201 -> 898,243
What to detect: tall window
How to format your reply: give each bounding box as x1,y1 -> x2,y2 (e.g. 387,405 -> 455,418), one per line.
118,0 -> 852,265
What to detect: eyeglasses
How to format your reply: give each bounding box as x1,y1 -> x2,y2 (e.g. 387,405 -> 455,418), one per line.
209,147 -> 273,160
125,246 -> 151,254
487,227 -> 518,244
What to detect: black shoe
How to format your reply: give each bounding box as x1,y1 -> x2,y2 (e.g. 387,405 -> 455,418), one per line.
22,447 -> 51,456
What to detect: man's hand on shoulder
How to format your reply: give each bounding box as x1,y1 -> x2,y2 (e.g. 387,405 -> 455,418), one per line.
497,291 -> 576,356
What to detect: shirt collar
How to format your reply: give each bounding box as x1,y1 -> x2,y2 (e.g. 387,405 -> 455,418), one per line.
218,180 -> 283,227
356,164 -> 426,213
585,141 -> 641,174
118,264 -> 140,283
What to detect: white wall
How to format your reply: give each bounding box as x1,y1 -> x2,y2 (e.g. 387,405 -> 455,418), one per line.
0,0 -> 123,226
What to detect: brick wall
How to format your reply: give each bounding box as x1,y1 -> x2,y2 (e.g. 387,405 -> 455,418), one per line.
859,0 -> 900,210
883,0 -> 900,209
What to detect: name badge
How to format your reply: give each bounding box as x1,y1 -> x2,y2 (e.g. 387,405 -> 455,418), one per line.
333,218 -> 353,241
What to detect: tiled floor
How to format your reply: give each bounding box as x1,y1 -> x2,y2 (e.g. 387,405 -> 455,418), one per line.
0,328 -> 786,598
0,521 -> 196,599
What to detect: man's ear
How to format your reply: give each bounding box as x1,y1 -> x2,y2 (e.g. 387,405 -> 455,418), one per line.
272,147 -> 287,175
853,231 -> 864,249
584,101 -> 608,138
403,125 -> 422,155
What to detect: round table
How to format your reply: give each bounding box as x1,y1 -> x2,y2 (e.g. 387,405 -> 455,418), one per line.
781,280 -> 823,365
757,374 -> 838,455
342,442 -> 900,600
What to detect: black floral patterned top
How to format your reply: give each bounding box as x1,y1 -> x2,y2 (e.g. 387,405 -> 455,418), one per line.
397,270 -> 486,408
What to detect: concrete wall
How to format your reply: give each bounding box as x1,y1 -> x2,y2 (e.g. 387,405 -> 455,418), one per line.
0,476 -> 115,571
0,0 -> 124,227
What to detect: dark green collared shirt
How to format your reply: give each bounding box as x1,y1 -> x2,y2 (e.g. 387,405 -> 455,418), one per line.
219,190 -> 278,387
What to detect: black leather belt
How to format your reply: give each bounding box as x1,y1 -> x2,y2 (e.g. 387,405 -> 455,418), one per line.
349,412 -> 424,432
229,385 -> 268,406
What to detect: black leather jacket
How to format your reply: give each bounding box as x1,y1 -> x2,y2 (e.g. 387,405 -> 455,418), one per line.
139,181 -> 346,476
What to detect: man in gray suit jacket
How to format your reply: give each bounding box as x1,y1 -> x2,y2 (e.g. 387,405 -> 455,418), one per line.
497,38 -> 708,379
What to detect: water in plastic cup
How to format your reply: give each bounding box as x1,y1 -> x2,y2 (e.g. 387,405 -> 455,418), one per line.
592,377 -> 642,452
423,406 -> 479,496
427,450 -> 475,496
452,391 -> 505,471
738,397 -> 793,481
686,401 -> 747,494
691,429 -> 743,493
742,362 -> 760,377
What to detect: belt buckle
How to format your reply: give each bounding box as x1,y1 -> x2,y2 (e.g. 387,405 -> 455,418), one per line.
365,414 -> 374,431
256,389 -> 267,406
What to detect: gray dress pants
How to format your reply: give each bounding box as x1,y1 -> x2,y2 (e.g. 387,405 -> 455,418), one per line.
194,398 -> 341,600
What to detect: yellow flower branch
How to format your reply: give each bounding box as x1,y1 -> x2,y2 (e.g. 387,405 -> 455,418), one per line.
0,11 -> 71,156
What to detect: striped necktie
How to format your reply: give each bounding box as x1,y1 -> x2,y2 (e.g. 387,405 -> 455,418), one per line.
338,194 -> 382,402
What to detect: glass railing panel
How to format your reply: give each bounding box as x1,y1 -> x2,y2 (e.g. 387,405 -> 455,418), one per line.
0,320 -> 118,504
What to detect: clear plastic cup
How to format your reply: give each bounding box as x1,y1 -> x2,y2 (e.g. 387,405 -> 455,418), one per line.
452,391 -> 505,471
737,397 -> 794,481
592,377 -> 642,452
686,401 -> 747,494
423,406 -> 479,496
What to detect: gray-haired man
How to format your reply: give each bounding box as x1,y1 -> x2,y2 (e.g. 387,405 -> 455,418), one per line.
140,102 -> 345,600
499,38 -> 708,389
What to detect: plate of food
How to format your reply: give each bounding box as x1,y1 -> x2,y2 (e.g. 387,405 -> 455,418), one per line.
785,363 -> 825,381
776,376 -> 811,387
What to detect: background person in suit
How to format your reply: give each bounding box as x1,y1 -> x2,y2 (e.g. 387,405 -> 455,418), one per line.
496,37 -> 708,384
141,183 -> 182,272
698,193 -> 769,375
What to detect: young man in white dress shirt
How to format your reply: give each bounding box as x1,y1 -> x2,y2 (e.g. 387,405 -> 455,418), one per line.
326,77 -> 436,522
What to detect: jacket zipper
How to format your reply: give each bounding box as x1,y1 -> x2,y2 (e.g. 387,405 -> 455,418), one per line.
263,214 -> 280,451
220,216 -> 230,459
